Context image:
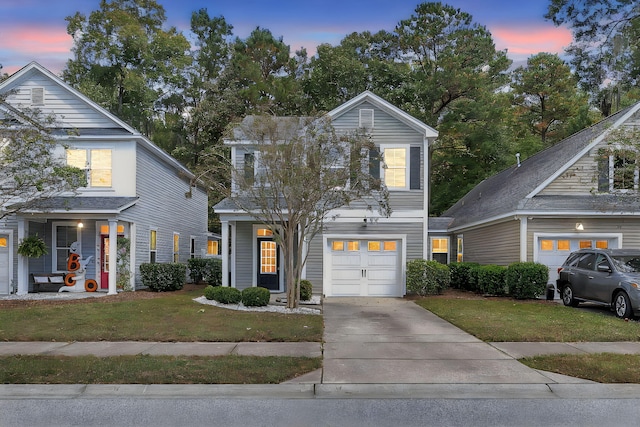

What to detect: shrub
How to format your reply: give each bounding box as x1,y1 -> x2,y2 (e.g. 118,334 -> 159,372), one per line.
207,286 -> 242,304
449,262 -> 480,292
477,265 -> 507,296
188,258 -> 222,286
406,259 -> 451,296
242,287 -> 271,307
298,280 -> 312,301
505,262 -> 549,299
203,285 -> 217,300
140,263 -> 186,292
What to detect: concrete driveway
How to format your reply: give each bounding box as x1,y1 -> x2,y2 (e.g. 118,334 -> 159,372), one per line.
322,297 -> 559,384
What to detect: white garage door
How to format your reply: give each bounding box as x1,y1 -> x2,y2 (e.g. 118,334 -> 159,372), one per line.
536,236 -> 620,285
327,238 -> 401,297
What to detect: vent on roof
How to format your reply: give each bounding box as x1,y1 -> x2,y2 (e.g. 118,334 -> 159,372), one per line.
359,109 -> 374,130
31,87 -> 45,106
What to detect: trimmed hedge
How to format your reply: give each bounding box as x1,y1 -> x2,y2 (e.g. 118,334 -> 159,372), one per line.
205,285 -> 242,304
140,263 -> 186,292
187,258 -> 222,286
242,287 -> 271,307
505,262 -> 549,299
406,259 -> 451,296
449,262 -> 480,291
477,264 -> 507,296
298,280 -> 312,301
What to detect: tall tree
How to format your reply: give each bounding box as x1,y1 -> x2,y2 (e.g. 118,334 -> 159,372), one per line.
395,2 -> 511,125
511,52 -> 590,147
546,0 -> 640,115
0,101 -> 86,219
63,0 -> 191,134
228,115 -> 390,308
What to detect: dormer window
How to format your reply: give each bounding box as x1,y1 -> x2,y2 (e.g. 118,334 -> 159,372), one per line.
598,148 -> 639,192
359,109 -> 374,130
31,87 -> 45,106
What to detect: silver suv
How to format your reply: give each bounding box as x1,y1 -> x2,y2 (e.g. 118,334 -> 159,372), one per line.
556,249 -> 640,319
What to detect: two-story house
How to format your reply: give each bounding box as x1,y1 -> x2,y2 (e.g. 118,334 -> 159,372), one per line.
443,101 -> 640,289
0,62 -> 209,295
215,91 -> 438,297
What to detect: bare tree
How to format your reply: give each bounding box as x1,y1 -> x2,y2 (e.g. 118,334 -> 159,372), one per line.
227,114 -> 390,308
0,101 -> 86,220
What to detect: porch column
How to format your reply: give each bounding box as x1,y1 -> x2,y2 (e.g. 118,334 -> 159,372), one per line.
221,220 -> 229,287
519,217 -> 528,262
108,219 -> 118,295
16,218 -> 28,295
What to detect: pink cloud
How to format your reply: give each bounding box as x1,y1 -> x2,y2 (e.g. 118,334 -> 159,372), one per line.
4,25 -> 73,54
491,24 -> 573,58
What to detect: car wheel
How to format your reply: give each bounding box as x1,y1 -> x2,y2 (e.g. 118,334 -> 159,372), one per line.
562,285 -> 579,307
614,292 -> 633,319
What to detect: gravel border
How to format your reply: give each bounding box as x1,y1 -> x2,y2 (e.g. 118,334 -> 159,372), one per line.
194,296 -> 322,315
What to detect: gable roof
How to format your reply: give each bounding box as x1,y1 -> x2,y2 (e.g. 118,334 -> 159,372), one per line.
0,62 -> 197,182
328,91 -> 438,138
443,103 -> 639,229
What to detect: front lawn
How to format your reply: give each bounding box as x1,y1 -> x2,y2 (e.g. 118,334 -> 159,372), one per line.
521,353 -> 640,384
0,288 -> 323,342
415,293 -> 640,342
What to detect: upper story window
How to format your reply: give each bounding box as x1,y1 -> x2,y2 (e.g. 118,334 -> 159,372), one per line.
375,145 -> 421,190
31,87 -> 45,106
359,109 -> 374,130
66,148 -> 112,188
598,148 -> 639,192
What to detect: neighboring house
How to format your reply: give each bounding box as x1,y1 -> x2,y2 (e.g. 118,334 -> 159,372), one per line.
215,91 -> 438,297
0,62 -> 208,295
443,101 -> 640,288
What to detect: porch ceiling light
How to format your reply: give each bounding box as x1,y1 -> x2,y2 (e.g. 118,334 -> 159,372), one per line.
77,221 -> 84,228
575,222 -> 584,231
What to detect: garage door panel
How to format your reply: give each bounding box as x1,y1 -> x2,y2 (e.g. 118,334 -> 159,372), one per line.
367,284 -> 399,297
367,254 -> 397,267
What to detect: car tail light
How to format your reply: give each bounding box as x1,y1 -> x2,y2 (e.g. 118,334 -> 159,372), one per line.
557,267 -> 564,274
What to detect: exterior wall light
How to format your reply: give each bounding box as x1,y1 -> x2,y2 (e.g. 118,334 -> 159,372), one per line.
575,222 -> 584,231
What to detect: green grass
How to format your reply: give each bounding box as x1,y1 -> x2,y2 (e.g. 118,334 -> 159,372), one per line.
521,353 -> 640,383
415,297 -> 640,342
0,355 -> 322,384
0,289 -> 323,342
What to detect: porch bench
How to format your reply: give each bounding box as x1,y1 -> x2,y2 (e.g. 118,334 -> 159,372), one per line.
31,273 -> 66,292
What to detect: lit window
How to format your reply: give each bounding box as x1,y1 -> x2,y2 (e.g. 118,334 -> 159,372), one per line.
332,241 -> 344,251
383,147 -> 407,189
207,240 -> 219,255
149,229 -> 157,263
257,228 -> 273,237
67,148 -> 112,188
558,240 -> 570,251
100,224 -> 124,234
596,240 -> 608,249
368,241 -> 381,251
579,240 -> 592,249
260,241 -> 277,273
173,233 -> 180,263
457,237 -> 463,263
540,240 -> 553,251
432,238 -> 449,253
347,241 -> 360,251
383,241 -> 396,251
0,237 -> 7,247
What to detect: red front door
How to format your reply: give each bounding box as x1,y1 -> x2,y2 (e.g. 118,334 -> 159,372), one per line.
100,235 -> 110,289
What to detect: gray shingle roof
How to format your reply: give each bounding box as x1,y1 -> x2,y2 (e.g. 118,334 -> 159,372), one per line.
443,105 -> 635,229
21,197 -> 138,213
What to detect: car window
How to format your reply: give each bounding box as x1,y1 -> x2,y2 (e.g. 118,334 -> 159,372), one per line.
595,254 -> 611,271
611,256 -> 640,273
564,252 -> 582,267
576,253 -> 596,270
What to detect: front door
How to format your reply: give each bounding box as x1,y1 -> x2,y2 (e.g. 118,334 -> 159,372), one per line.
257,237 -> 279,291
100,235 -> 110,289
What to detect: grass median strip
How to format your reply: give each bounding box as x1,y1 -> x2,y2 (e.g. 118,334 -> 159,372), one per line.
520,353 -> 640,383
0,355 -> 322,384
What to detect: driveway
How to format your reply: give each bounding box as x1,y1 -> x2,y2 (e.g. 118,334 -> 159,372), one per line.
322,297 -> 558,384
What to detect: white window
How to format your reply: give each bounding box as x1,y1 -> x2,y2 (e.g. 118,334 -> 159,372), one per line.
207,240 -> 219,256
66,148 -> 112,188
190,236 -> 196,259
431,237 -> 449,264
359,109 -> 374,130
149,229 -> 157,263
31,87 -> 45,106
173,233 -> 180,263
53,223 -> 81,272
611,150 -> 638,191
381,146 -> 408,189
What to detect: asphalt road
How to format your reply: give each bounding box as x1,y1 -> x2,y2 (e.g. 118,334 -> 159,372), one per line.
2,397 -> 639,427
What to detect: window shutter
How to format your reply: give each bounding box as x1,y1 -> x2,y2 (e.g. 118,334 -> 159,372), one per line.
359,109 -> 374,130
369,148 -> 381,180
410,146 -> 421,190
597,154 -> 610,192
31,87 -> 44,106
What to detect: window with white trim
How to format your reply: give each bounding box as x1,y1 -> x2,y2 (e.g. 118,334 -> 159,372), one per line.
149,229 -> 157,263
381,146 -> 408,189
431,237 -> 449,264
66,148 -> 112,188
53,223 -> 81,272
173,233 -> 180,263
598,148 -> 639,192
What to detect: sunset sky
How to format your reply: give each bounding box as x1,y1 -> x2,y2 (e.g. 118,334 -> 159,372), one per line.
0,0 -> 572,75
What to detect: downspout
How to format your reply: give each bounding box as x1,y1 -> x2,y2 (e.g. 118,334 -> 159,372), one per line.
519,216 -> 528,262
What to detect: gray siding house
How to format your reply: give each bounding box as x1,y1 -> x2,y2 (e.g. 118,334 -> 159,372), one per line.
443,101 -> 640,289
0,62 -> 208,295
215,91 -> 438,297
